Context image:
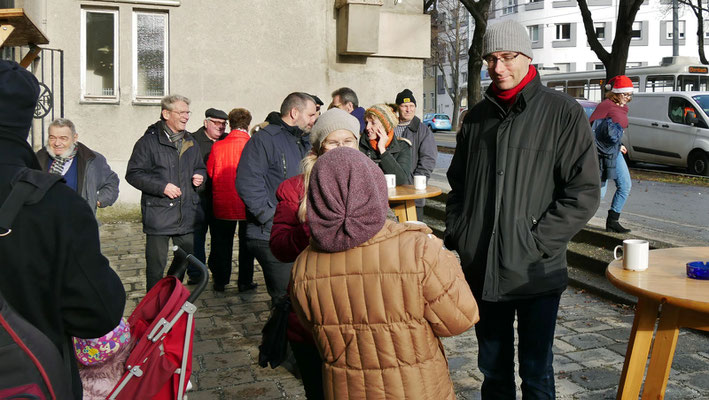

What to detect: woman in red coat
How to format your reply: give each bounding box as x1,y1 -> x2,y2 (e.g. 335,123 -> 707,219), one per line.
269,108 -> 361,399
206,108 -> 256,292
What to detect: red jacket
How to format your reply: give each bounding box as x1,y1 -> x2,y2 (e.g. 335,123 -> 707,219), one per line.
269,174 -> 314,344
207,129 -> 250,220
270,175 -> 311,263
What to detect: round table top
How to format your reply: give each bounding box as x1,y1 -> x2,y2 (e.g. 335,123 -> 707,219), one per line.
606,247 -> 709,312
387,185 -> 442,201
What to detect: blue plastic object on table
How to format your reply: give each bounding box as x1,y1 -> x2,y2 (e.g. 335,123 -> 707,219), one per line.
686,261 -> 709,280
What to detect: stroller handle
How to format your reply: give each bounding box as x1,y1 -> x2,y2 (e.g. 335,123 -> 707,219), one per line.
169,246 -> 209,303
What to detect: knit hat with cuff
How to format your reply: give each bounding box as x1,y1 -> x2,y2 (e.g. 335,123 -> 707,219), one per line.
309,108 -> 361,150
482,20 -> 533,59
364,104 -> 398,135
307,147 -> 388,253
395,89 -> 416,106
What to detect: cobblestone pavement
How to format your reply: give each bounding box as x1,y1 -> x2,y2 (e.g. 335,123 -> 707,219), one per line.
101,222 -> 709,399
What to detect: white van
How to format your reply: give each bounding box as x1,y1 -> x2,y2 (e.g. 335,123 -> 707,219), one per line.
625,91 -> 709,175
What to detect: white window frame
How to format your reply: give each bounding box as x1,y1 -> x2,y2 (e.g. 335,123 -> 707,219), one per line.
132,10 -> 169,103
665,20 -> 686,39
556,23 -> 571,40
80,8 -> 119,103
503,0 -> 517,15
528,25 -> 539,42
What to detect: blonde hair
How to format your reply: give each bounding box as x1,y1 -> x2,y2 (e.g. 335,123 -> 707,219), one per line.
297,151 -> 319,222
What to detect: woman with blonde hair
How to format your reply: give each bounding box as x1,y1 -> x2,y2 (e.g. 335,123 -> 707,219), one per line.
269,107 -> 361,399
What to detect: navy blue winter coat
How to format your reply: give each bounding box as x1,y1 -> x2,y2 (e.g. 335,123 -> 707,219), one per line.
236,119 -> 311,241
592,117 -> 623,181
125,121 -> 206,235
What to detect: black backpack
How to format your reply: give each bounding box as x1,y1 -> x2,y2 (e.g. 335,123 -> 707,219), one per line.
0,168 -> 73,400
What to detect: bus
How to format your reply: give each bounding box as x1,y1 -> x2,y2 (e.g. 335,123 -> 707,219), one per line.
481,56 -> 709,101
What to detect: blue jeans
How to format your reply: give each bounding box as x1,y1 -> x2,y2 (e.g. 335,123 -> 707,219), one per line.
475,293 -> 561,400
600,153 -> 631,213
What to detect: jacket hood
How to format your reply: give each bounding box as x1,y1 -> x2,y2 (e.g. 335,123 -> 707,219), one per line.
0,132 -> 42,170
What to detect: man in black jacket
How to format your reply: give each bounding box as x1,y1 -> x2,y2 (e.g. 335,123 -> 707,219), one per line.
190,107 -> 227,283
126,94 -> 207,291
0,60 -> 126,399
444,21 -> 600,399
393,89 -> 437,219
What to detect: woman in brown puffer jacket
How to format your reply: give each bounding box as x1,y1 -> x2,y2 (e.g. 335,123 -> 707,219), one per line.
290,147 -> 479,400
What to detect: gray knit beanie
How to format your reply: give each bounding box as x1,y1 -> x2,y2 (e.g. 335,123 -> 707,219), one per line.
309,108 -> 361,151
482,20 -> 533,59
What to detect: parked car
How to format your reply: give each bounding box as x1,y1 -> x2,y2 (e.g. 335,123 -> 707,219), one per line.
423,113 -> 452,132
576,99 -> 598,119
624,91 -> 709,176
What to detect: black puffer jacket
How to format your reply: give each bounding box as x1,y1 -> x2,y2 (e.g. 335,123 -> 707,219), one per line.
126,121 -> 207,235
359,134 -> 413,185
445,76 -> 600,301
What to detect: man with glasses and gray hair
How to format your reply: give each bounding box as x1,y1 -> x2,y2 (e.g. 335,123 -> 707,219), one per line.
36,118 -> 119,215
444,20 -> 600,399
126,94 -> 207,291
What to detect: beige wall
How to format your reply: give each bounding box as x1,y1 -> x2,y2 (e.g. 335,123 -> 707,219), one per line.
22,0 -> 428,203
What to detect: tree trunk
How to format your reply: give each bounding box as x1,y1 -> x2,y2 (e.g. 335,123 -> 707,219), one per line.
461,0 -> 490,107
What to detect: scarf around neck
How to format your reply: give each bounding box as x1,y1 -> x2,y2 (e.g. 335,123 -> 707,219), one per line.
47,143 -> 78,175
491,65 -> 538,106
368,129 -> 394,153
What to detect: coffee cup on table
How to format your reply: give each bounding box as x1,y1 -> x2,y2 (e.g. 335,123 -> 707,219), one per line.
613,239 -> 649,271
414,175 -> 427,190
384,174 -> 396,189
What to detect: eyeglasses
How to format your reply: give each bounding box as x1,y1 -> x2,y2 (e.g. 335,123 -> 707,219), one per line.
208,118 -> 227,127
620,93 -> 633,98
321,137 -> 358,150
170,110 -> 191,117
484,52 -> 520,67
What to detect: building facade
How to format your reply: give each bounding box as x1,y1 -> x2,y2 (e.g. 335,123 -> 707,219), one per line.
7,0 -> 430,203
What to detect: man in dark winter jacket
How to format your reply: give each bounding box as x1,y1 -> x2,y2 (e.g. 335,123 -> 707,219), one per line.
126,94 -> 207,291
236,92 -> 316,303
444,21 -> 600,399
0,60 -> 126,400
36,118 -> 119,215
190,107 -> 228,282
330,87 -> 366,133
393,88 -> 437,219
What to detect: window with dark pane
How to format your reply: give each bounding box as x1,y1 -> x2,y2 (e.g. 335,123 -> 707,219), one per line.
136,12 -> 167,98
85,11 -> 116,96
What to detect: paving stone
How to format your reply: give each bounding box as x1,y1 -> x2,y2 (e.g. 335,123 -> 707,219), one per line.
670,353 -> 709,374
567,348 -> 625,368
595,327 -> 633,342
664,381 -> 701,398
567,367 -> 620,391
562,333 -> 616,350
183,389 -> 222,400
554,337 -> 577,353
202,351 -> 251,370
193,339 -> 220,355
554,354 -> 584,373
687,371 -> 709,391
562,319 -> 612,333
556,375 -> 585,396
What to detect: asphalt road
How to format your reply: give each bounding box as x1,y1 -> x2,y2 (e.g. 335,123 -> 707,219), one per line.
432,135 -> 709,247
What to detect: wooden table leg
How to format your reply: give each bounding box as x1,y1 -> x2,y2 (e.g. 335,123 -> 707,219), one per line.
617,297 -> 659,400
0,24 -> 15,47
641,304 -> 680,399
391,203 -> 407,223
404,200 -> 417,222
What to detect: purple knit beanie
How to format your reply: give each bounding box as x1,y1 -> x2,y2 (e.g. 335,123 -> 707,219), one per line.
307,147 -> 389,252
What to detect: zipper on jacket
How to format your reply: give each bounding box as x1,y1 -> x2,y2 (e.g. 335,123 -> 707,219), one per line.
531,216 -> 538,225
281,154 -> 287,179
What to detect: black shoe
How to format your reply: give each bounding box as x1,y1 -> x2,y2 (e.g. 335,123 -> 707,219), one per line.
238,282 -> 258,292
606,210 -> 631,233
213,283 -> 226,292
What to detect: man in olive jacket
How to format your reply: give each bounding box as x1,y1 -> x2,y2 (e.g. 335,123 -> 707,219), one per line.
444,21 -> 600,399
126,94 -> 206,291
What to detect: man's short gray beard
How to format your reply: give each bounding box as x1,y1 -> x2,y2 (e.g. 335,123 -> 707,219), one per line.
46,142 -> 77,159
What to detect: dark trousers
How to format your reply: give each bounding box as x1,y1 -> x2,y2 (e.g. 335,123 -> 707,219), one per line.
192,215 -> 213,280
475,293 -> 561,400
290,340 -> 324,400
246,239 -> 292,303
208,219 -> 255,287
145,233 -> 194,291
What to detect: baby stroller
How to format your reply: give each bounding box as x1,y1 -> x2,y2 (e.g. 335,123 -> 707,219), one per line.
107,246 -> 208,400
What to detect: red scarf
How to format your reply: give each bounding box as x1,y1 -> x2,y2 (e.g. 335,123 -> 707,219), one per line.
491,65 -> 538,106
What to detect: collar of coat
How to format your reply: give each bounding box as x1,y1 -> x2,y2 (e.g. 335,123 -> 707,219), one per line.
484,73 -> 542,115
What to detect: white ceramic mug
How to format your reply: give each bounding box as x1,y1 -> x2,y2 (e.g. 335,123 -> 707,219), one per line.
414,175 -> 427,190
613,239 -> 649,271
384,174 -> 396,189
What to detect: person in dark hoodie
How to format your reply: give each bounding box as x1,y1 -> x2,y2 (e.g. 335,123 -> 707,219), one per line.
330,87 -> 366,133
0,59 -> 126,399
236,92 -> 317,304
125,94 -> 207,291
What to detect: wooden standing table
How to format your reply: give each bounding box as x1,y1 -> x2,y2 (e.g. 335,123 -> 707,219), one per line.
606,247 -> 709,399
387,185 -> 441,222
